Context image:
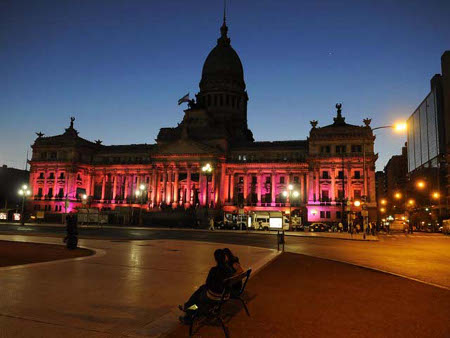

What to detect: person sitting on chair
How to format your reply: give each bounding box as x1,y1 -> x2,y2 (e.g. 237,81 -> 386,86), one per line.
179,249 -> 233,324
223,248 -> 244,296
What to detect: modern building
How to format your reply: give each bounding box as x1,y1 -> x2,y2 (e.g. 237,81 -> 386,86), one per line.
406,51 -> 450,219
28,18 -> 377,226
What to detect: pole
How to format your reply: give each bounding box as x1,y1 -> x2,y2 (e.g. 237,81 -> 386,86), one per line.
20,195 -> 25,226
289,191 -> 292,231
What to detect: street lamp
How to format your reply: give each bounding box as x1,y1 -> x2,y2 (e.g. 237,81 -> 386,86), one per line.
380,198 -> 387,206
416,180 -> 426,189
201,163 -> 213,218
353,200 -> 361,207
362,122 -> 407,226
283,184 -> 299,230
18,184 -> 31,225
135,184 -> 146,225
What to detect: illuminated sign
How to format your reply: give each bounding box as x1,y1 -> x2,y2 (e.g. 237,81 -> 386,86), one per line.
13,213 -> 21,221
269,218 -> 282,229
0,213 -> 7,220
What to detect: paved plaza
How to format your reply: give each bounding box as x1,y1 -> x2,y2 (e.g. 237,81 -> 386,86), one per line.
0,235 -> 277,337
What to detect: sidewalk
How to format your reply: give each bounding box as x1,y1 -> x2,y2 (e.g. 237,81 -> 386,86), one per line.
0,222 -> 378,241
0,234 -> 278,337
167,252 -> 450,338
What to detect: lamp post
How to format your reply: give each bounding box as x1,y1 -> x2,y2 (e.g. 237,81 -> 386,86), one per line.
18,184 -> 31,226
135,184 -> 146,225
283,184 -> 299,230
201,163 -> 213,219
362,122 -> 406,226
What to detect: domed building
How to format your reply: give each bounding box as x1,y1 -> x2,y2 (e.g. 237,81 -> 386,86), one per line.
28,17 -> 377,228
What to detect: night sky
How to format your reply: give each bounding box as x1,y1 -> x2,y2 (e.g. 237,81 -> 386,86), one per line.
1,0 -> 449,170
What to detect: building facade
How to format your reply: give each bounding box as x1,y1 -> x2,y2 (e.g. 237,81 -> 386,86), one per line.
28,19 -> 377,225
406,51 -> 450,219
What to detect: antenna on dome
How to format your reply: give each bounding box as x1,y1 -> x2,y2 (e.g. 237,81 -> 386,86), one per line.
223,0 -> 227,24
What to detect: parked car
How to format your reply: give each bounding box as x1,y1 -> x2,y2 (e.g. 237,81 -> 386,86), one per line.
309,222 -> 328,232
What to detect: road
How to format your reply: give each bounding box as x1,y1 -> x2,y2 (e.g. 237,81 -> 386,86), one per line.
1,224 -> 449,289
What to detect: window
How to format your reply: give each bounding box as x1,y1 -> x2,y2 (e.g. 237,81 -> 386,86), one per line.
238,176 -> 244,184
280,176 -> 285,184
50,152 -> 57,159
38,173 -> 44,179
38,188 -> 43,196
321,190 -> 329,201
338,190 -> 344,200
48,188 -> 53,197
326,211 -> 331,218
336,211 -> 342,219
59,172 -> 65,179
354,189 -> 361,200
265,177 -> 271,184
351,145 -> 362,153
40,152 -> 47,159
320,211 -> 325,218
48,173 -> 54,179
58,188 -> 64,198
243,155 -> 247,161
322,171 -> 329,179
336,145 -> 346,153
354,171 -> 361,179
338,171 -> 344,179
320,145 -> 331,153
293,176 -> 299,184
77,174 -> 82,181
252,176 -> 257,184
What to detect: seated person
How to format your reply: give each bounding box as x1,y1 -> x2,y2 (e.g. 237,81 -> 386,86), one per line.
223,248 -> 244,296
179,249 -> 233,324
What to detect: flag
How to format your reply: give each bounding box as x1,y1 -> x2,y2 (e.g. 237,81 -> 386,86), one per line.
178,93 -> 190,105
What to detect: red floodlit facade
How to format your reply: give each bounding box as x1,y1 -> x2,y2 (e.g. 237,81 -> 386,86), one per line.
28,19 -> 377,224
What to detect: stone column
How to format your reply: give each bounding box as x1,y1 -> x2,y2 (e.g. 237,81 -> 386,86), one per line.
315,168 -> 320,201
303,173 -> 307,203
243,171 -> 248,205
166,168 -> 172,204
161,169 -> 167,204
257,171 -> 262,205
286,172 -> 291,203
101,174 -> 106,201
112,174 -> 117,202
123,175 -> 129,200
308,169 -> 314,202
331,167 -> 336,202
220,166 -> 227,204
151,168 -> 156,205
186,167 -> 192,205
173,168 -> 179,204
229,172 -> 234,203
271,171 -> 276,205
156,169 -> 161,205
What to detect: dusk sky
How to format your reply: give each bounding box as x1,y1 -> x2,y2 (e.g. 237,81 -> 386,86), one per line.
1,0 -> 449,170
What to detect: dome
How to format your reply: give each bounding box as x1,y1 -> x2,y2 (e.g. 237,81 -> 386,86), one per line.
199,21 -> 245,92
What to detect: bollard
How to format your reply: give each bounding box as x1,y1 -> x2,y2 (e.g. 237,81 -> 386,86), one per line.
277,230 -> 285,252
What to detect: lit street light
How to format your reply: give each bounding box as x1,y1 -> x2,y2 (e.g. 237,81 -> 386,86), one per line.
416,180 -> 426,189
201,163 -> 213,220
283,184 -> 300,230
135,184 -> 146,225
18,184 -> 31,226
